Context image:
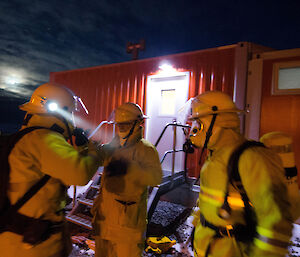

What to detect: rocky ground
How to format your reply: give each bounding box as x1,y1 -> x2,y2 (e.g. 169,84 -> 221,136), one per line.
68,200 -> 300,257
68,200 -> 194,257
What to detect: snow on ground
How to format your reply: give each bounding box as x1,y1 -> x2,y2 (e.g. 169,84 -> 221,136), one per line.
288,223 -> 300,257
68,215 -> 194,257
67,181 -> 93,199
68,200 -> 195,257
68,200 -> 300,257
69,246 -> 94,257
68,222 -> 300,257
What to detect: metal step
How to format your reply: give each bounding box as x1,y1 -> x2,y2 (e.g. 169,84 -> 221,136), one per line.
91,185 -> 100,190
66,214 -> 92,230
78,198 -> 94,207
191,184 -> 200,193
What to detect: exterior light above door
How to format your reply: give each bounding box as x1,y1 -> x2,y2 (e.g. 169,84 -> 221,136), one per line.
158,63 -> 177,75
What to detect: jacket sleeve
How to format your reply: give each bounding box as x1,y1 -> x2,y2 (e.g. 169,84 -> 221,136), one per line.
240,147 -> 293,257
37,130 -> 100,186
128,143 -> 162,187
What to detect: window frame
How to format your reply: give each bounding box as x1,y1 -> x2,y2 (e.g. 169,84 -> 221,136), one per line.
272,61 -> 300,95
160,88 -> 176,116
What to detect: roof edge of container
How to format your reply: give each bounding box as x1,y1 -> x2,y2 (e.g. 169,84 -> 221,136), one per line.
50,43 -> 239,75
254,47 -> 300,60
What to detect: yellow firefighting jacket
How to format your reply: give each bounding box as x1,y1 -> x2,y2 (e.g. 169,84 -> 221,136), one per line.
91,128 -> 162,243
0,114 -> 99,257
193,130 -> 293,257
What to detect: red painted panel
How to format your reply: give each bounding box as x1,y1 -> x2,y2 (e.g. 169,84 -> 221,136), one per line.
50,47 -> 236,178
260,56 -> 300,185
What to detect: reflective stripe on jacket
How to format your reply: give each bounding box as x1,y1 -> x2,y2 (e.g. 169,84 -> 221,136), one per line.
193,130 -> 292,257
0,114 -> 99,257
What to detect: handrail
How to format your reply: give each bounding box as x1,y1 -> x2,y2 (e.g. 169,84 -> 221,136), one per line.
88,120 -> 114,139
154,121 -> 191,178
154,122 -> 190,147
160,149 -> 184,164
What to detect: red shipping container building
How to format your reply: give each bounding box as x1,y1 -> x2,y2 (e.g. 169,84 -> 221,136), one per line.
50,42 -> 300,181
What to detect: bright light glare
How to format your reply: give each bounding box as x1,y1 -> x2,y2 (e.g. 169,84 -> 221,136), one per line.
159,64 -> 176,73
48,102 -> 58,111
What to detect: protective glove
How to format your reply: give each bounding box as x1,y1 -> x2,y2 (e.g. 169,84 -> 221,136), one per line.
106,158 -> 128,177
73,128 -> 89,146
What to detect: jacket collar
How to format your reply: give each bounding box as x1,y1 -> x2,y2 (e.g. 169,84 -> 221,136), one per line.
21,114 -> 70,138
210,128 -> 245,153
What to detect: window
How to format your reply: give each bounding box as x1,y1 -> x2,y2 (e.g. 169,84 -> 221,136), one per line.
160,89 -> 176,115
272,61 -> 300,95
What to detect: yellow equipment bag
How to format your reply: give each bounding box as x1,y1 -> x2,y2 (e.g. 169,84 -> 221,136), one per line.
145,236 -> 176,254
260,132 -> 300,221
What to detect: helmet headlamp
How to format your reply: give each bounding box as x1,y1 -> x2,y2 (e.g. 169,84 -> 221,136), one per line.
47,102 -> 58,112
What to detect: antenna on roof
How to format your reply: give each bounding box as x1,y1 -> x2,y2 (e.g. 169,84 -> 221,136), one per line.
126,39 -> 145,60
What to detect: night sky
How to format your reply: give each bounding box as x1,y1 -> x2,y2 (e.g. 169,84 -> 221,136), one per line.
1,0 -> 300,133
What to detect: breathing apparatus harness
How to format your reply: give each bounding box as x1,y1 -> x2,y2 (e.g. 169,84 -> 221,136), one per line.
0,125 -> 66,246
23,113 -> 76,146
192,106 -> 218,185
199,140 -> 265,257
58,115 -> 89,209
189,105 -> 265,256
199,107 -> 218,160
61,116 -> 74,145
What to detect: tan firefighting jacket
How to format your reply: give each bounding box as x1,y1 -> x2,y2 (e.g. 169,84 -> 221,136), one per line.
0,114 -> 99,257
91,128 -> 162,243
193,130 -> 293,257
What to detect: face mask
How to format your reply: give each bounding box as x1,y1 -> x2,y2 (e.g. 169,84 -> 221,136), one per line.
189,121 -> 206,148
116,122 -> 136,146
189,118 -> 223,149
118,131 -> 129,139
117,122 -> 133,137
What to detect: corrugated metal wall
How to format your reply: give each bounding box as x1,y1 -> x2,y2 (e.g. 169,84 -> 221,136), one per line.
260,55 -> 300,179
50,45 -> 237,177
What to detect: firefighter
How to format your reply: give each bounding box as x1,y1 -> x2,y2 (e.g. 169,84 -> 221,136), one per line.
260,131 -> 300,221
0,83 -> 99,257
91,102 -> 162,257
188,91 -> 293,257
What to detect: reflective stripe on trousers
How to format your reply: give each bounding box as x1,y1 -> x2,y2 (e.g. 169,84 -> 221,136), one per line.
254,226 -> 290,255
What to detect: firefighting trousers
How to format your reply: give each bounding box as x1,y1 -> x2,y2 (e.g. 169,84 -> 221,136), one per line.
94,237 -> 144,257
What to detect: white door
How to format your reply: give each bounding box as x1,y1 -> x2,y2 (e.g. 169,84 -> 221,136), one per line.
145,71 -> 190,176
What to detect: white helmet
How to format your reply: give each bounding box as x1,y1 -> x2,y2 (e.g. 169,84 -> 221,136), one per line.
112,102 -> 147,124
20,83 -> 76,114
